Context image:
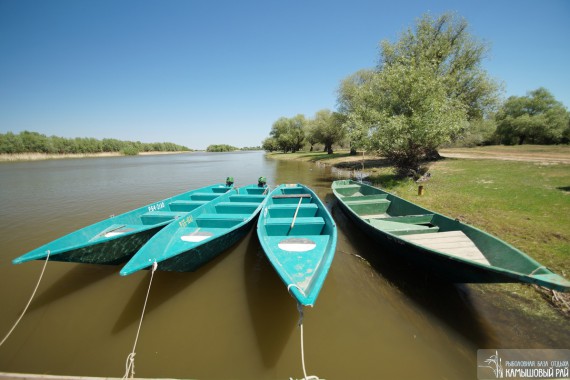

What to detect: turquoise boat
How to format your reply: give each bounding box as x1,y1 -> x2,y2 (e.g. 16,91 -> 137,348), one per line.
13,184 -> 233,266
256,184 -> 337,306
120,183 -> 269,275
332,179 -> 570,292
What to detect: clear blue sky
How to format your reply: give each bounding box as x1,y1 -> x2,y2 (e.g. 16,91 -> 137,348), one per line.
1,0 -> 569,150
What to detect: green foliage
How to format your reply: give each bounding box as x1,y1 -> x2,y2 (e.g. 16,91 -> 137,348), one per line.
495,88 -> 570,145
449,118 -> 498,147
0,131 -> 190,154
261,137 -> 279,152
120,145 -> 140,156
307,109 -> 346,154
380,12 -> 502,120
206,144 -> 238,152
268,115 -> 306,153
337,12 -> 501,177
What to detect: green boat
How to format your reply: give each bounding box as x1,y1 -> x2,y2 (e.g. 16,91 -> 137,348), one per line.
120,183 -> 269,275
257,184 -> 337,306
13,184 -> 233,266
332,180 -> 570,292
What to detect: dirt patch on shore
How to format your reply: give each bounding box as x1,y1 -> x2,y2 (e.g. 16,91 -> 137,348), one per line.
439,148 -> 570,164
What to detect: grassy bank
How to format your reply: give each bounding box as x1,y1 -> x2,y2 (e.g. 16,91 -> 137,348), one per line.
267,146 -> 570,318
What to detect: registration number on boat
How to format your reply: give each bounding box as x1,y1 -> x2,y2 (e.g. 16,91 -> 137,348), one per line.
179,215 -> 193,228
148,201 -> 165,212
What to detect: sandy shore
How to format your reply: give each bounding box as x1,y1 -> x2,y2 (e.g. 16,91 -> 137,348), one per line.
0,151 -> 190,162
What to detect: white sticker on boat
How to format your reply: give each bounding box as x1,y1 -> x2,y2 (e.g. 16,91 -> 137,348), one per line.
278,238 -> 316,252
181,231 -> 213,242
105,231 -> 126,237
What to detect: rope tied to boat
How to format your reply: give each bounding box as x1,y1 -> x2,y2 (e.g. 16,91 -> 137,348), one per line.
289,302 -> 323,380
122,261 -> 158,379
0,250 -> 51,348
529,266 -> 546,276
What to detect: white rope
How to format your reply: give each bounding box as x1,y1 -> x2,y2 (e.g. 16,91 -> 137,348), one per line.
0,250 -> 50,348
122,261 -> 158,379
289,303 -> 323,380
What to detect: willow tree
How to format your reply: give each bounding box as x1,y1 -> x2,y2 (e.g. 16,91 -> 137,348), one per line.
338,12 -> 501,176
495,88 -> 570,145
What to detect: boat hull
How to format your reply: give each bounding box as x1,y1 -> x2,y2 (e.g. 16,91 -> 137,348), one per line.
152,218 -> 257,272
257,183 -> 337,306
332,180 -> 570,292
120,184 -> 269,275
13,184 -> 233,265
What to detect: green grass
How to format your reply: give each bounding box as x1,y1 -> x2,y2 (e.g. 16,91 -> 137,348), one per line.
368,159 -> 570,275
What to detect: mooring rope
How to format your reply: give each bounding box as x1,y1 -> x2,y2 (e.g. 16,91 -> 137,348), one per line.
122,261 -> 158,379
0,250 -> 51,348
289,302 -> 323,380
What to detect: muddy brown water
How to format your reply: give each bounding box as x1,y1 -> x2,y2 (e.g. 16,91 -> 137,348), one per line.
0,151 -> 567,379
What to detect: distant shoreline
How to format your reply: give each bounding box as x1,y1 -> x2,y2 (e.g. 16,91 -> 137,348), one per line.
0,151 -> 190,162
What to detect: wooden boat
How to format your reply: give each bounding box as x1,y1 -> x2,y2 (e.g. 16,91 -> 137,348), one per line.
256,184 -> 337,306
120,183 -> 269,275
332,179 -> 570,292
13,184 -> 233,265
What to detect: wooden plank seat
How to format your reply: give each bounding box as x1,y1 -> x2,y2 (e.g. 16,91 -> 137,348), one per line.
215,201 -> 260,214
380,214 -> 435,224
169,200 -> 209,212
229,194 -> 266,202
264,217 -> 325,236
266,203 -> 318,218
140,211 -> 188,225
342,194 -> 389,203
402,230 -> 490,265
369,219 -> 439,235
191,193 -> 222,201
272,193 -> 312,199
196,213 -> 251,228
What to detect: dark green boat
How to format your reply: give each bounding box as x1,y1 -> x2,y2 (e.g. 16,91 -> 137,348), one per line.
332,179 -> 570,292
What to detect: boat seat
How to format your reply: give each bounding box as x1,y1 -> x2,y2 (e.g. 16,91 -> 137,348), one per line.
266,203 -> 318,217
348,199 -> 391,216
264,217 -> 325,236
344,196 -> 390,205
215,201 -> 260,214
140,211 -> 188,225
369,219 -> 439,235
169,200 -> 208,212
190,192 -> 222,201
229,194 -> 266,203
402,231 -> 490,265
196,213 -> 250,228
379,214 -> 435,224
342,194 -> 389,202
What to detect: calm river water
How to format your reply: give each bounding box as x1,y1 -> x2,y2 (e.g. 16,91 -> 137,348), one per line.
0,151 -> 568,379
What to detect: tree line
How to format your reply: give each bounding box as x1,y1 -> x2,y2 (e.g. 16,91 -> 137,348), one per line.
262,12 -> 570,177
0,131 -> 190,155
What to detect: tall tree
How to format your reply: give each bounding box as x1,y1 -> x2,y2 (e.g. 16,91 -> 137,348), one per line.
269,115 -> 306,153
338,12 -> 500,176
495,88 -> 570,145
309,109 -> 346,154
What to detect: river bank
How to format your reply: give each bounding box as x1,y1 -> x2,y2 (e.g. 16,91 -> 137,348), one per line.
267,147 -> 570,319
0,151 -> 190,162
